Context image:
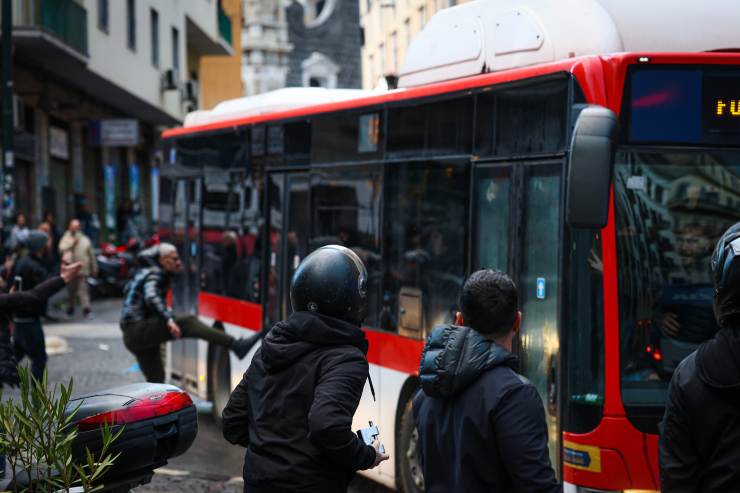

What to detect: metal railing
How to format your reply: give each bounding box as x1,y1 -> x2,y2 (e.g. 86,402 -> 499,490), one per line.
217,2 -> 232,47
6,0 -> 88,56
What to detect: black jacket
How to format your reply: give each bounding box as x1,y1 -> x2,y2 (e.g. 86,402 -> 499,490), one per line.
659,327 -> 740,492
12,253 -> 49,320
0,276 -> 66,386
222,311 -> 376,492
413,325 -> 561,493
120,266 -> 172,325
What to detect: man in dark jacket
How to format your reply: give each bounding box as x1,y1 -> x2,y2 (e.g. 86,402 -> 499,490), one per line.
659,222 -> 740,492
120,242 -> 257,383
222,245 -> 389,493
11,231 -> 55,380
413,269 -> 561,493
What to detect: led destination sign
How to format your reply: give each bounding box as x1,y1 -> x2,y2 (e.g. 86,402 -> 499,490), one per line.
704,75 -> 740,134
629,68 -> 740,145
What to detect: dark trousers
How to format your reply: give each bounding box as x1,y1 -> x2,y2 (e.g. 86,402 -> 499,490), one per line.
121,316 -> 234,383
13,319 -> 47,381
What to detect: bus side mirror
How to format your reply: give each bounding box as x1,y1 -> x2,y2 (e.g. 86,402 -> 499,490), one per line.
566,105 -> 619,229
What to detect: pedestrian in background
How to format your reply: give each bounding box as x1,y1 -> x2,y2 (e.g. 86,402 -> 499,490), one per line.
223,245 -> 389,493
413,269 -> 561,493
120,243 -> 257,383
659,222 -> 740,492
6,211 -> 30,252
59,219 -> 97,318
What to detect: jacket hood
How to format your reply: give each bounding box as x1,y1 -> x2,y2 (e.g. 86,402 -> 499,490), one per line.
696,328 -> 740,389
260,311 -> 368,373
419,325 -> 518,399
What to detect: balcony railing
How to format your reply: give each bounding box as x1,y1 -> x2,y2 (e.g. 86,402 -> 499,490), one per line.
8,0 -> 88,56
217,2 -> 232,47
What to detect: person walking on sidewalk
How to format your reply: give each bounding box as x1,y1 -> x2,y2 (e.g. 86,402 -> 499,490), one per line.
413,269 -> 561,493
120,242 -> 257,383
58,219 -> 97,318
659,222 -> 740,492
222,245 -> 389,493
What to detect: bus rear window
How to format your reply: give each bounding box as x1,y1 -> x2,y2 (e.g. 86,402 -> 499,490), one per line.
628,66 -> 740,146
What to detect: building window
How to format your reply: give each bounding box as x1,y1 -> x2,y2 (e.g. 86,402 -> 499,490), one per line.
172,27 -> 180,73
419,5 -> 426,30
391,31 -> 398,73
126,0 -> 136,51
404,18 -> 411,46
150,9 -> 159,66
379,42 -> 385,75
98,0 -> 109,32
368,54 -> 374,86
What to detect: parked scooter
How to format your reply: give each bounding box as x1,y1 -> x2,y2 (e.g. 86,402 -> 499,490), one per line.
4,383 -> 197,492
88,238 -> 145,299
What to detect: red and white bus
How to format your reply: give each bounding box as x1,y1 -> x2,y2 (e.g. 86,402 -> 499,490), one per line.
159,1 -> 740,491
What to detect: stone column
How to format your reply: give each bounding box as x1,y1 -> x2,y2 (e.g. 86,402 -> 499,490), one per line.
33,108 -> 50,222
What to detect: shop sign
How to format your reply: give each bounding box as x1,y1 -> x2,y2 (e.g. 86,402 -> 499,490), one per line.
89,119 -> 139,147
49,126 -> 69,159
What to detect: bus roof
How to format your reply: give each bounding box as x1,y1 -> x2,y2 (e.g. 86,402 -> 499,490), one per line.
400,0 -> 740,87
162,52 -> 740,140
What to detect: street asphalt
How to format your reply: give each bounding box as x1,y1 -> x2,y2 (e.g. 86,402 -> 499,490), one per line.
6,296 -> 391,492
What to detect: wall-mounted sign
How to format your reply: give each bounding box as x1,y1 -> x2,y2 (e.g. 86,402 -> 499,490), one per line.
88,119 -> 139,147
49,126 -> 69,159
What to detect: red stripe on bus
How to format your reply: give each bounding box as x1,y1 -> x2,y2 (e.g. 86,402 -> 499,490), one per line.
364,329 -> 425,376
198,292 -> 263,331
194,291 -> 424,375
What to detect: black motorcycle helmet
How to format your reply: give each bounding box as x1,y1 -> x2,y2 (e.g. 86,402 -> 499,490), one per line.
290,245 -> 368,325
711,222 -> 740,329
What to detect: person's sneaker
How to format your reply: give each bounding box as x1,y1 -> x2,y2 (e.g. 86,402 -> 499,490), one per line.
231,333 -> 263,359
66,307 -> 74,317
83,308 -> 93,319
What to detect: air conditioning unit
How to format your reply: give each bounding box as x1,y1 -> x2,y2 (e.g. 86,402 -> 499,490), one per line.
183,80 -> 198,103
161,69 -> 179,91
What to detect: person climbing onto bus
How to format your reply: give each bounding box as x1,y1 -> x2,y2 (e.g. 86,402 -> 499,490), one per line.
120,242 -> 259,383
659,221 -> 740,492
413,269 -> 561,493
222,245 -> 389,493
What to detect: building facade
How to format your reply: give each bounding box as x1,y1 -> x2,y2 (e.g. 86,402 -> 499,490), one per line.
4,0 -> 234,243
241,0 -> 361,96
200,0 -> 244,109
360,0 -> 469,89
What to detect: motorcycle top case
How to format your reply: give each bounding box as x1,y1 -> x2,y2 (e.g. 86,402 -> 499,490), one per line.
67,383 -> 197,483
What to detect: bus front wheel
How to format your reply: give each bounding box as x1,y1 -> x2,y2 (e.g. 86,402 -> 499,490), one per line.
397,397 -> 424,493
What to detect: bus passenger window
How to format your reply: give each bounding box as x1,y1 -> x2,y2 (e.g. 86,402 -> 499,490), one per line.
309,167 -> 382,327
382,162 -> 467,334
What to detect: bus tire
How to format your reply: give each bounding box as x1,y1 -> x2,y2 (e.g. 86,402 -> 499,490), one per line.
397,397 -> 424,493
208,343 -> 231,428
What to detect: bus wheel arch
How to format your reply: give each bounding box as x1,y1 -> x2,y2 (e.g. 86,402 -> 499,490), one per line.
207,320 -> 231,428
395,376 -> 424,493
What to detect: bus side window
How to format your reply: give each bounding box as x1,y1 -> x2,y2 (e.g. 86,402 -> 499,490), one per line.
382,162 -> 467,335
309,166 -> 382,327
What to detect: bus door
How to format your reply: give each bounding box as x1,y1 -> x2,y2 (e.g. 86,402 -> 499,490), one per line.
471,160 -> 563,472
265,172 -> 310,328
170,176 -> 203,393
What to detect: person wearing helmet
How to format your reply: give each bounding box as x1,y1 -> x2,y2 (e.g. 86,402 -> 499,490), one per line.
222,245 -> 389,492
659,222 -> 740,492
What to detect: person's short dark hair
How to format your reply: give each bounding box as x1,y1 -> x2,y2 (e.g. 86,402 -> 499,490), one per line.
459,269 -> 518,336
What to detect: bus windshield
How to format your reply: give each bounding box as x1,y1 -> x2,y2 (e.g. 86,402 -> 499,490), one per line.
614,149 -> 740,429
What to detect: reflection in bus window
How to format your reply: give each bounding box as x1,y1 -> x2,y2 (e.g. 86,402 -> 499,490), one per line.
474,170 -> 510,271
310,167 -> 381,327
201,169 -> 264,303
382,162 -> 467,332
615,151 -> 740,417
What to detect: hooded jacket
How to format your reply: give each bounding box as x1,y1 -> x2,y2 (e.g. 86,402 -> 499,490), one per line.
222,311 -> 376,492
659,327 -> 740,492
413,325 -> 561,493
